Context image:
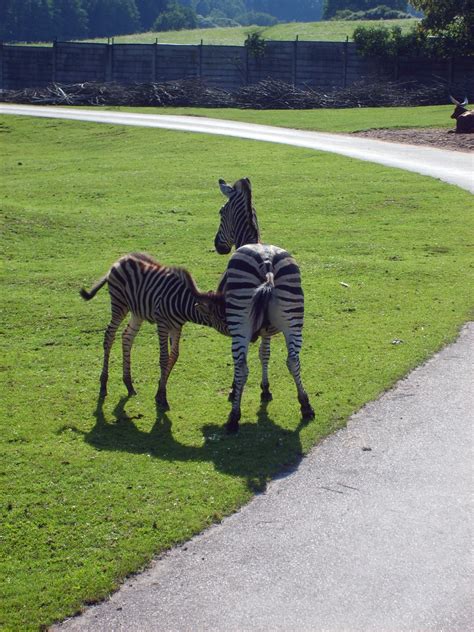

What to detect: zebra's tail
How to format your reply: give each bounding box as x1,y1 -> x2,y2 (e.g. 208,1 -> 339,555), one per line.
250,269 -> 275,336
79,274 -> 108,301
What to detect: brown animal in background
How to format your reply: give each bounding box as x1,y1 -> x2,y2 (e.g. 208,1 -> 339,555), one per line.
449,96 -> 474,134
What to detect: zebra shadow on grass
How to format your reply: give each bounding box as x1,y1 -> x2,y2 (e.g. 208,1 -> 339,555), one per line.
81,395 -> 310,493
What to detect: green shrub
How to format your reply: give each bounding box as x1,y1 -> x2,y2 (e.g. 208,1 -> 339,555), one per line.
153,1 -> 197,31
353,24 -> 429,59
244,29 -> 266,58
335,5 -> 413,20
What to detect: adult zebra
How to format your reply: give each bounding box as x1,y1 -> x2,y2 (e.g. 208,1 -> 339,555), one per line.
80,252 -> 228,410
215,178 -> 315,433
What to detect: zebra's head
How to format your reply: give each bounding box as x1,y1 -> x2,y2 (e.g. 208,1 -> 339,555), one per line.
214,178 -> 260,255
195,292 -> 229,336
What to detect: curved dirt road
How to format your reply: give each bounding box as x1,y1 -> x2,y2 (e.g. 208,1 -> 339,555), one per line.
1,104 -> 472,631
1,104 -> 473,192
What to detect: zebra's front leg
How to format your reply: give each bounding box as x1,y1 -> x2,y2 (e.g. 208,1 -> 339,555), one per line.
259,336 -> 272,401
155,324 -> 171,410
122,315 -> 143,396
227,335 -> 250,433
165,328 -> 182,382
284,331 -> 315,422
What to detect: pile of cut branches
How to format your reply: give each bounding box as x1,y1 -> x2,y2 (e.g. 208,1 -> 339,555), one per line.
234,78 -> 451,109
0,80 -> 233,107
0,78 -> 452,109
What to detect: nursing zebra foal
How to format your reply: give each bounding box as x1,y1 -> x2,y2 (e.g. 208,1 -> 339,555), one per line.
80,253 -> 228,409
215,178 -> 315,433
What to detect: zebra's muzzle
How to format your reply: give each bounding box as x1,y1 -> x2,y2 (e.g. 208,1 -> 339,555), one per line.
214,235 -> 231,255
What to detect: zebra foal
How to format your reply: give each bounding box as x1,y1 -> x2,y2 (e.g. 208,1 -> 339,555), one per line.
215,178 -> 315,433
80,252 -> 228,409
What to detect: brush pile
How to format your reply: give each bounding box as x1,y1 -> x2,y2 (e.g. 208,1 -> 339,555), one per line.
0,78 -> 452,109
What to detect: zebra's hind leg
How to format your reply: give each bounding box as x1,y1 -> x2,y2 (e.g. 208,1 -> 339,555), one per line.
227,335 -> 251,433
122,315 -> 143,396
284,332 -> 315,422
259,336 -> 272,401
100,308 -> 128,398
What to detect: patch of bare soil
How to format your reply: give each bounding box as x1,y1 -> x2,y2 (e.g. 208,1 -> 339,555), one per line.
353,128 -> 474,153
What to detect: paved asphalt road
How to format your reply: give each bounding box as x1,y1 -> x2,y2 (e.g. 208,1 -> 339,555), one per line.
2,105 -> 472,630
56,324 -> 473,632
0,104 -> 473,192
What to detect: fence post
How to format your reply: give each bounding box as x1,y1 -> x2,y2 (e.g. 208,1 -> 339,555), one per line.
342,36 -> 348,88
106,39 -> 114,82
293,35 -> 298,86
152,40 -> 157,82
199,39 -> 203,79
52,40 -> 57,83
245,35 -> 250,85
0,41 -> 4,90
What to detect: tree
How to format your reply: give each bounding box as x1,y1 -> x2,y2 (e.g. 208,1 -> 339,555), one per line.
410,0 -> 474,55
135,0 -> 168,30
153,1 -> 197,30
53,0 -> 88,40
0,0 -> 55,41
323,0 -> 405,19
85,0 -> 140,37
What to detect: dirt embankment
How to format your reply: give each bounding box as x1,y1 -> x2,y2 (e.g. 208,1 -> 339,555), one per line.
353,128 -> 474,153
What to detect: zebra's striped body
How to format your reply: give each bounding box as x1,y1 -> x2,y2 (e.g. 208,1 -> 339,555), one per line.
215,179 -> 314,432
223,243 -> 314,431
80,252 -> 228,408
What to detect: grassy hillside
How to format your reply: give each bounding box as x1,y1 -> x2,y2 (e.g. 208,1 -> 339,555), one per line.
80,18 -> 418,45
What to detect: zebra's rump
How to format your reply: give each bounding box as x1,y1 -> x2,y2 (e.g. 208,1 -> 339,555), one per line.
223,243 -> 304,337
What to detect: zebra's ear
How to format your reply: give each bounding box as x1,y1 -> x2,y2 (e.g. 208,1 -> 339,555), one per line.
219,179 -> 233,198
195,300 -> 211,316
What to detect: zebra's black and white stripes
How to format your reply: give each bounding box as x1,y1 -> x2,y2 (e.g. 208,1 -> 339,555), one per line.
80,252 -> 228,409
215,178 -> 314,433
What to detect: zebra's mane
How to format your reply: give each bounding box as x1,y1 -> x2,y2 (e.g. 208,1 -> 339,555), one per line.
237,179 -> 260,239
168,266 -> 224,304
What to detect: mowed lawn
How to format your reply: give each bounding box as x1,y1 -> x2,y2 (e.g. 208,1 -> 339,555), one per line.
119,104 -> 457,132
1,111 -> 472,630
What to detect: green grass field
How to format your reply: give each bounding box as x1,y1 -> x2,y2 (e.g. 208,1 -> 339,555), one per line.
119,104 -> 455,132
23,18 -> 418,46
1,108 -> 472,630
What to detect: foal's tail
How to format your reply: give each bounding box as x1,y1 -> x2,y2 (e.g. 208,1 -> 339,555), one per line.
79,274 -> 108,301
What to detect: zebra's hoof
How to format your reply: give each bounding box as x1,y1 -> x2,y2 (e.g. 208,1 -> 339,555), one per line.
226,410 -> 240,434
127,388 -> 137,397
226,420 -> 239,434
260,389 -> 273,402
301,405 -> 315,422
155,394 -> 170,411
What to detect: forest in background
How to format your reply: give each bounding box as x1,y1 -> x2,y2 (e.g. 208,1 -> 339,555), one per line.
1,0 -> 414,42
